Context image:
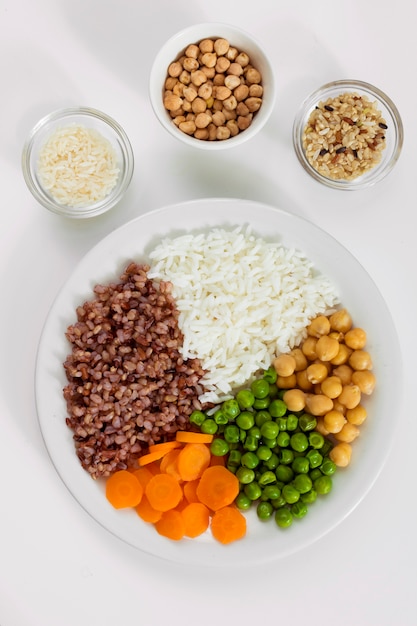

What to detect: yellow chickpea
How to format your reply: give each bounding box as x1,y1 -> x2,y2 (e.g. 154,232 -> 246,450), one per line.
307,315 -> 331,338
332,399 -> 347,414
334,422 -> 360,443
330,343 -> 352,366
346,404 -> 367,426
296,370 -> 314,391
344,327 -> 367,349
289,348 -> 308,371
351,370 -> 376,395
323,409 -> 347,433
305,393 -> 334,416
276,373 -> 297,389
283,389 -> 306,412
329,442 -> 352,467
338,384 -> 361,409
329,331 -> 344,342
306,362 -> 328,384
329,309 -> 352,333
273,354 -> 297,377
332,364 -> 353,385
301,336 -> 318,361
315,417 -> 330,436
349,350 -> 373,371
315,335 -> 340,361
320,375 -> 343,399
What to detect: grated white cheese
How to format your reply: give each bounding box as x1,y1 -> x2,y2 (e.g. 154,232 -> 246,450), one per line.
37,124 -> 120,207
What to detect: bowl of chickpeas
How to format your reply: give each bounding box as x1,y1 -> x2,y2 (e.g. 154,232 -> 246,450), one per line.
149,23 -> 276,149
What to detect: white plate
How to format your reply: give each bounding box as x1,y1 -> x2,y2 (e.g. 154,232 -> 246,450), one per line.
35,198 -> 402,566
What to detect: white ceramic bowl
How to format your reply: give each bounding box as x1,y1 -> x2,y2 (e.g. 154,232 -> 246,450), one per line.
22,107 -> 134,218
149,23 -> 276,150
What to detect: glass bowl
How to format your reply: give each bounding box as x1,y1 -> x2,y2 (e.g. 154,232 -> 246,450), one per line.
149,22 -> 276,150
292,80 -> 403,190
22,107 -> 134,218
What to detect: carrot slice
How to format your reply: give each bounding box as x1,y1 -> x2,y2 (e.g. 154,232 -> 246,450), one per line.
183,479 -> 200,504
176,431 -> 214,444
155,510 -> 185,541
138,450 -> 170,466
105,470 -> 143,509
135,495 -> 162,523
148,440 -> 181,455
211,506 -> 247,544
160,448 -> 182,481
145,473 -> 183,512
177,443 -> 211,482
182,502 -> 210,538
196,465 -> 239,511
131,467 -> 154,490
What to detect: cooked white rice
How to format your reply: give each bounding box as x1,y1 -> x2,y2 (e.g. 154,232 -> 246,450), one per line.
148,226 -> 339,404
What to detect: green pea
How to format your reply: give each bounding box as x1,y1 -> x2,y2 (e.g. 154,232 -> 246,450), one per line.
248,426 -> 261,441
314,475 -> 332,495
276,464 -> 294,483
255,410 -> 272,428
299,413 -> 317,432
293,474 -> 313,494
260,420 -> 279,440
277,431 -> 290,447
276,416 -> 288,431
239,429 -> 247,443
213,409 -> 228,425
236,389 -> 255,410
262,436 -> 277,449
236,411 -> 255,430
259,470 -> 276,486
241,451 -> 260,469
189,410 -> 206,426
251,378 -> 271,399
271,495 -> 287,509
282,484 -> 300,504
253,397 -> 271,410
244,481 -> 262,501
275,507 -> 293,528
263,366 -> 277,384
306,449 -> 323,469
320,457 -> 337,476
257,501 -> 274,520
269,399 -> 287,418
243,435 -> 258,451
309,468 -> 323,481
286,414 -> 299,431
222,399 -> 241,420
257,445 -> 272,461
268,384 -> 279,399
226,464 -> 237,474
224,424 -> 240,444
236,467 -> 255,485
263,452 -> 279,470
301,489 -> 317,504
210,438 -> 230,457
321,439 -> 333,456
292,456 -> 310,474
292,501 -> 308,519
228,449 -> 242,467
235,492 -> 252,510
290,432 -> 309,452
261,484 -> 281,501
279,449 -> 294,465
309,431 -> 325,449
200,418 -> 218,435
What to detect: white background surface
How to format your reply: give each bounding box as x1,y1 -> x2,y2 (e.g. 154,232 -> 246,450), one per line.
1,1 -> 416,625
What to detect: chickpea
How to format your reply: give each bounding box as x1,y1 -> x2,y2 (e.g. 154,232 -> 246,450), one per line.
329,309 -> 352,333
315,417 -> 330,436
273,354 -> 296,377
330,343 -> 352,366
201,52 -> 217,68
168,61 -> 182,77
276,373 -> 297,389
183,86 -> 198,102
338,384 -> 361,409
236,101 -> 250,117
344,327 -> 367,349
226,46 -> 238,61
224,74 -> 241,90
198,83 -> 213,100
191,97 -> 207,114
329,442 -> 352,467
214,38 -> 229,56
195,112 -> 212,129
305,393 -> 334,416
335,423 -> 360,443
283,389 -> 306,412
346,404 -> 367,426
332,364 -> 353,385
235,52 -> 250,67
199,38 -> 214,53
178,120 -> 196,135
306,363 -> 328,384
249,84 -> 263,97
332,399 -> 347,414
212,110 -> 226,127
315,335 -> 340,361
234,84 -> 250,102
307,315 -> 331,338
349,350 -> 373,371
163,93 -> 183,111
237,115 -> 252,131
320,375 -> 343,399
245,67 -> 262,84
185,44 -> 199,59
296,369 -> 314,391
215,56 -> 230,73
216,126 -> 231,140
301,336 -> 318,361
228,62 -> 244,76
183,57 -> 199,72
194,128 -> 209,140
223,95 -> 238,111
190,70 -> 207,87
323,409 -> 346,433
329,330 -> 344,342
226,119 -> 239,136
351,370 -> 376,395
290,348 -> 308,371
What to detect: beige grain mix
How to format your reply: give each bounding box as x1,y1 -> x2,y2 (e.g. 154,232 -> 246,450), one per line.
163,37 -> 263,141
302,92 -> 387,180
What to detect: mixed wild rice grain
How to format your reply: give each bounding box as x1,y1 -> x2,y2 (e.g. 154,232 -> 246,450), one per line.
302,92 -> 387,180
63,262 -> 208,479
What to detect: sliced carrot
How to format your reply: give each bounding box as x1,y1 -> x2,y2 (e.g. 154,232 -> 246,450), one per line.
183,479 -> 200,504
135,495 -> 162,523
182,502 -> 210,538
131,467 -> 154,490
145,473 -> 183,512
196,465 -> 239,511
155,510 -> 185,541
148,440 -> 181,455
105,470 -> 143,509
160,448 -> 182,481
210,453 -> 226,467
138,450 -> 170,466
177,443 -> 211,481
176,431 -> 214,444
210,506 -> 247,544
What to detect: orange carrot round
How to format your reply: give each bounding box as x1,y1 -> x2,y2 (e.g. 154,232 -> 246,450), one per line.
155,510 -> 185,541
177,443 -> 211,481
196,465 -> 239,511
210,506 -> 247,544
182,502 -> 210,538
183,479 -> 200,504
135,495 -> 162,523
131,467 -> 155,490
138,450 -> 168,466
105,470 -> 143,509
160,448 -> 182,481
145,473 -> 183,512
176,431 -> 214,444
148,440 -> 181,455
